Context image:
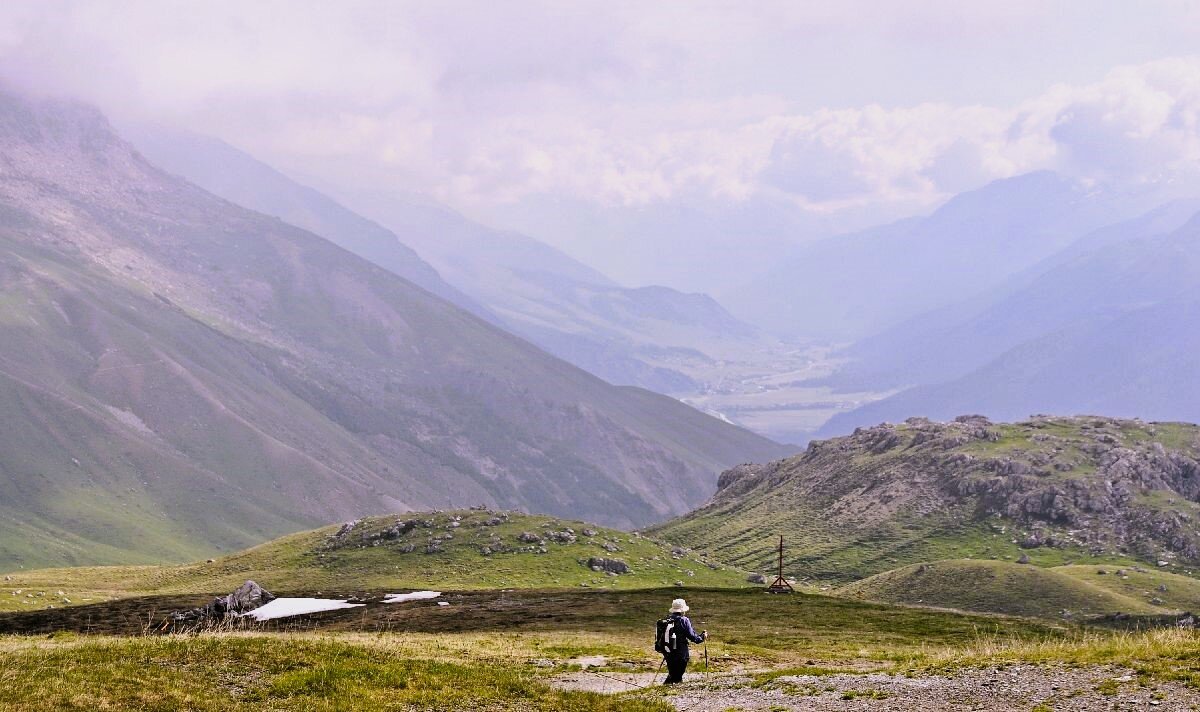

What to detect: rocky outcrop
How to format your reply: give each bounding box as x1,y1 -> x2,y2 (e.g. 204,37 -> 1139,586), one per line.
167,580 -> 275,625
585,557 -> 630,574
697,416 -> 1200,568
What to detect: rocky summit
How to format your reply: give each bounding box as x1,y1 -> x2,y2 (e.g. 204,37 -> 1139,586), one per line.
653,415 -> 1200,582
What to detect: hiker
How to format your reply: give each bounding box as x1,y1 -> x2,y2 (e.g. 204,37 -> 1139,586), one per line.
655,598 -> 707,684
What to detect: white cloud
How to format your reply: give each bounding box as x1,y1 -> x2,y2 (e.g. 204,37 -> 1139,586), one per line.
3,2 -> 1200,245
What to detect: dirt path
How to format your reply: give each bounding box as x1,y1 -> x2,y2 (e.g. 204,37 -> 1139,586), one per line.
552,665 -> 1200,710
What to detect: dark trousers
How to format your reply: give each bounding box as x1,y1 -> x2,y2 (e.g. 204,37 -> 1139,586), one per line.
664,651 -> 689,684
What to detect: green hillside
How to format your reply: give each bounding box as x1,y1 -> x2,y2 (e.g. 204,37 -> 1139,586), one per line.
1057,565 -> 1200,614
837,560 -> 1155,618
1,510 -> 748,612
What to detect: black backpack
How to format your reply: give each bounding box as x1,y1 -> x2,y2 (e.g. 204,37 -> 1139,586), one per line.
654,616 -> 677,654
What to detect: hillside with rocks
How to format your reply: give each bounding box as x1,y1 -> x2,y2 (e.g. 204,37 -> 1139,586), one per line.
0,90 -> 788,570
653,415 -> 1200,584
1,509 -> 748,613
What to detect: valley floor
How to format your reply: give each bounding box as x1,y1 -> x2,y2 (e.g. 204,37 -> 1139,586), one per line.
675,342 -> 892,444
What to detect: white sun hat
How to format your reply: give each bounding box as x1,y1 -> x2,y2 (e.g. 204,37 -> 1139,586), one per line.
669,598 -> 689,613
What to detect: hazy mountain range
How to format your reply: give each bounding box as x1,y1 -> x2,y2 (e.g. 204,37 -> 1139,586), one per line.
127,126 -> 760,395
723,172 -> 1169,340
129,123 -> 1200,449
0,90 -> 788,569
817,196 -> 1200,435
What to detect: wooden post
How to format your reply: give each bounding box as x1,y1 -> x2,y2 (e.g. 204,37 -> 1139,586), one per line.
767,535 -> 794,593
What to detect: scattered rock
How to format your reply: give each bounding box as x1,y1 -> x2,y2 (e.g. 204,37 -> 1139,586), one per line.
518,532 -> 543,544
746,573 -> 766,584
1017,553 -> 1031,564
585,557 -> 630,574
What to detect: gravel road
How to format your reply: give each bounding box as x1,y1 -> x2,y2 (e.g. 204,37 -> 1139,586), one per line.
552,665 -> 1200,710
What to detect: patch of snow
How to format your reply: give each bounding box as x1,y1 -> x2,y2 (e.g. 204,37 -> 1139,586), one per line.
243,597 -> 363,621
104,405 -> 156,435
382,590 -> 442,604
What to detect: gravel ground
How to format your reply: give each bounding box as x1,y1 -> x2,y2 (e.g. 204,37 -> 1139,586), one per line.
551,665 -> 1200,710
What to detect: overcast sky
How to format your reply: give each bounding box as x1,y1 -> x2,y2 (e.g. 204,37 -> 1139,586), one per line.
3,1 -> 1200,287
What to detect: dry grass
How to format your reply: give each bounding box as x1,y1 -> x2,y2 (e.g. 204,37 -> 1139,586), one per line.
899,627 -> 1200,685
0,632 -> 674,711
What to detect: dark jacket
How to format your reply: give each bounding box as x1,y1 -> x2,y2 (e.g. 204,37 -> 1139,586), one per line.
667,612 -> 705,654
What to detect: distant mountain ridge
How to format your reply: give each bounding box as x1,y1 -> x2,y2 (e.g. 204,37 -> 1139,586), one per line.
819,204 -> 1200,435
725,172 -> 1159,339
335,189 -> 762,393
0,90 -> 789,570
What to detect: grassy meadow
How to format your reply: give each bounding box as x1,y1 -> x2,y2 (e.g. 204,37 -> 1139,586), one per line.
0,585 -> 1063,711
6,508 -> 1200,709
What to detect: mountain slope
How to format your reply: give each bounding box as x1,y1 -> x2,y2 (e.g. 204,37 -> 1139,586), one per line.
652,416 -> 1200,584
0,90 -> 788,570
725,172 -> 1148,339
122,125 -> 489,319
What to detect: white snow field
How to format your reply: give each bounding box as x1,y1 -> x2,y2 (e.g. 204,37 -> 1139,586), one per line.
243,597 -> 364,621
382,591 -> 442,603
